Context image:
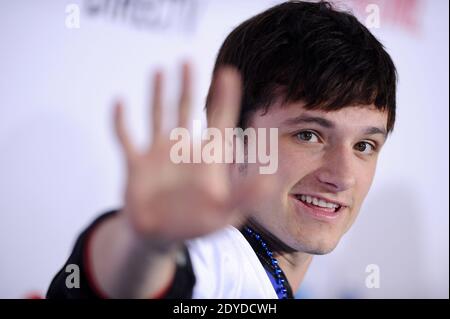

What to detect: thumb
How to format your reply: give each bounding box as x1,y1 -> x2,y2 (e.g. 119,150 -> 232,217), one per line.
226,174 -> 278,224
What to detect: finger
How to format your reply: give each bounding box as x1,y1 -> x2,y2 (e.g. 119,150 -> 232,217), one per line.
151,71 -> 163,141
113,101 -> 137,159
208,66 -> 242,132
178,62 -> 192,128
206,67 -> 242,176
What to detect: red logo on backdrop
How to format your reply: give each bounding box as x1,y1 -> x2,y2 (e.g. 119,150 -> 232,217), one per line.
24,291 -> 44,299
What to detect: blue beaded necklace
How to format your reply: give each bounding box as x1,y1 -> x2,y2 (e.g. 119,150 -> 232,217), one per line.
244,226 -> 290,299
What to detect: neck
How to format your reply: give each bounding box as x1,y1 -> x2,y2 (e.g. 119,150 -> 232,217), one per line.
247,219 -> 313,292
276,251 -> 312,291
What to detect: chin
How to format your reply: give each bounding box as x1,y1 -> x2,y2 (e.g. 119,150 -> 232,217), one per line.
293,236 -> 341,255
303,245 -> 337,255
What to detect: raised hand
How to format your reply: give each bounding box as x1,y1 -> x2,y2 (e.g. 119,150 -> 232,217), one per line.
113,63 -> 265,246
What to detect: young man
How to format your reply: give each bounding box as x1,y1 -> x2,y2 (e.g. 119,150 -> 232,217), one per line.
47,1 -> 397,299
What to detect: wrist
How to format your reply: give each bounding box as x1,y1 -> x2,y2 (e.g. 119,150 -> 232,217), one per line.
118,208 -> 180,256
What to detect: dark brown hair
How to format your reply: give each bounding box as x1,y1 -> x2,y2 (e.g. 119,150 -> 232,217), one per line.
206,1 -> 397,133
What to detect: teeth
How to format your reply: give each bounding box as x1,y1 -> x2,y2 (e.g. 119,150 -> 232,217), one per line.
325,202 -> 335,209
297,194 -> 339,209
318,199 -> 327,208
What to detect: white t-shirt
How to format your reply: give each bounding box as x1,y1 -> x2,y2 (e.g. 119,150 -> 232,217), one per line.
187,226 -> 278,299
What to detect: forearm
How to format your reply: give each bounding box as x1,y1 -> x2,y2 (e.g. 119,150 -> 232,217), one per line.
89,211 -> 178,298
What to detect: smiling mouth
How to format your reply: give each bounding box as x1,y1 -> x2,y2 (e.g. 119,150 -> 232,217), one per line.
293,194 -> 343,213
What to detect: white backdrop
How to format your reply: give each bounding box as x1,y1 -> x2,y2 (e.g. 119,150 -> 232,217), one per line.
0,0 -> 448,298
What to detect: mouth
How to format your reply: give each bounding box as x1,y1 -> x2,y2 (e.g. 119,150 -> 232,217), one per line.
291,193 -> 346,221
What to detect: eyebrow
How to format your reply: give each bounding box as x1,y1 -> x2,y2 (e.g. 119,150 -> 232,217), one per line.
284,115 -> 334,128
283,115 -> 388,139
363,126 -> 388,139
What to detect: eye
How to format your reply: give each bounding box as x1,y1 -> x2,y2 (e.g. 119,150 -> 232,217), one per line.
296,130 -> 320,143
354,141 -> 376,155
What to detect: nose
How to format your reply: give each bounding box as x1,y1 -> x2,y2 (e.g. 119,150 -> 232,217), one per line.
315,144 -> 356,193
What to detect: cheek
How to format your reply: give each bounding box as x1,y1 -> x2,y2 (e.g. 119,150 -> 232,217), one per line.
348,164 -> 378,224
277,141 -> 318,181
356,162 -> 378,200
